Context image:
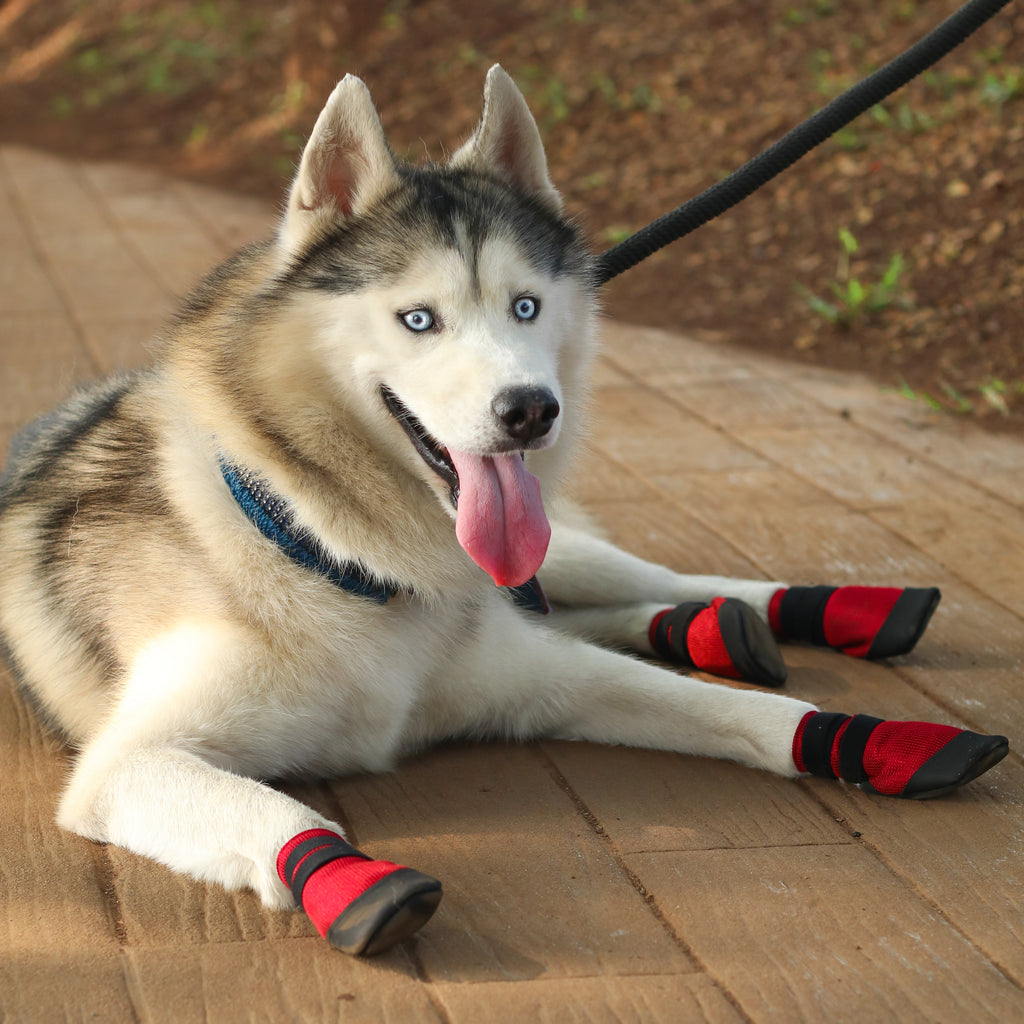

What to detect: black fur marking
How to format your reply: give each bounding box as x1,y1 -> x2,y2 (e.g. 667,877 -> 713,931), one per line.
0,376 -> 136,513
36,412 -> 175,577
275,165 -> 591,299
244,415 -> 335,487
0,376 -> 143,718
173,241 -> 274,327
23,405 -> 189,697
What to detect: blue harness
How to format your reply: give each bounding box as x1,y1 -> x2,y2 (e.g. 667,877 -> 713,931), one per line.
219,459 -> 549,614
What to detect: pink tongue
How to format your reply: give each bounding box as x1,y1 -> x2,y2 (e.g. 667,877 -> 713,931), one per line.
446,448 -> 550,587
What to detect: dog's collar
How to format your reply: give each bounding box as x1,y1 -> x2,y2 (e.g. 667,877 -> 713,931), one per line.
219,459 -> 397,604
218,457 -> 549,614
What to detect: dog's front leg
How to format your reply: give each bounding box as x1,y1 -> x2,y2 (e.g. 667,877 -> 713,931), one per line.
546,644 -> 806,774
539,634 -> 1008,797
59,739 -> 336,908
427,602 -> 1008,799
55,612 -> 446,958
422,601 -> 808,775
59,734 -> 442,956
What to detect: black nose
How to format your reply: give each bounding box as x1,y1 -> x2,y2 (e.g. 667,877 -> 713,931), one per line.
492,386 -> 560,443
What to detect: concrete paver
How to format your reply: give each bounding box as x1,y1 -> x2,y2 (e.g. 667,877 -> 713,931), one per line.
1,146 -> 1022,1022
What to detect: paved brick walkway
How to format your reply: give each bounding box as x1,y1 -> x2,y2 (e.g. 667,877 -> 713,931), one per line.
1,146 -> 1022,1022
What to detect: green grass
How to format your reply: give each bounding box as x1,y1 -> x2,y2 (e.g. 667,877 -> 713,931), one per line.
890,381 -> 943,412
799,228 -> 911,328
601,226 -> 634,245
783,2 -> 836,27
63,2 -> 261,112
980,68 -> 1023,106
890,378 -> 1024,417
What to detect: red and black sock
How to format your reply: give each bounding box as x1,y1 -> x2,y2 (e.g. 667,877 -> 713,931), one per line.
277,829 -> 442,956
650,597 -> 787,687
768,585 -> 941,659
792,711 -> 1008,798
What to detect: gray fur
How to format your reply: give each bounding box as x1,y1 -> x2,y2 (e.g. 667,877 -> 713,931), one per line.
277,165 -> 590,298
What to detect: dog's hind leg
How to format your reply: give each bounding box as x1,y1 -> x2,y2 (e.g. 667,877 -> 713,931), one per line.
544,597 -> 780,687
542,522 -> 787,684
543,519 -> 781,613
547,597 -> 788,687
543,520 -> 942,673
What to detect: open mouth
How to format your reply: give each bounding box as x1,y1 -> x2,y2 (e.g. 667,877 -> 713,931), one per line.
380,385 -> 460,506
379,383 -> 552,589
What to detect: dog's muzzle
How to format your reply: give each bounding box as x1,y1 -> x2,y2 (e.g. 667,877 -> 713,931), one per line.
379,383 -> 552,588
380,385 -> 460,505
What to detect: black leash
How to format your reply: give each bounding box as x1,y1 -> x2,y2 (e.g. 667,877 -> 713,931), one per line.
595,0 -> 1013,287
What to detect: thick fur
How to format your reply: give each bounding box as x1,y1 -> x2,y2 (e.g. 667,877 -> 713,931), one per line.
0,67 -> 810,911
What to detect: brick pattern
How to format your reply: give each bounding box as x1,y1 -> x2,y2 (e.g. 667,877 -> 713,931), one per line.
1,147 -> 1022,1022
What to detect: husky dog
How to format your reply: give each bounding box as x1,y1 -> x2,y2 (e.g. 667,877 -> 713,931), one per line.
0,67 -> 1008,956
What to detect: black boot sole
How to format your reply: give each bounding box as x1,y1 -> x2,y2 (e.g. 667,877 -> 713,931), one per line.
326,868 -> 443,956
862,730 -> 1009,799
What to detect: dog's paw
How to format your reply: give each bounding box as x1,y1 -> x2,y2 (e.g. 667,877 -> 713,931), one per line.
650,597 -> 787,687
769,585 -> 941,659
793,711 -> 1009,798
278,830 -> 442,955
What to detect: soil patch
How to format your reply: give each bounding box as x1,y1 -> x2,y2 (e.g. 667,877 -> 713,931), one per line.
3,0 -> 1022,429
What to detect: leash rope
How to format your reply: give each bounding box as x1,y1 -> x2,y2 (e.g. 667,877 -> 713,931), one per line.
595,0 -> 1013,286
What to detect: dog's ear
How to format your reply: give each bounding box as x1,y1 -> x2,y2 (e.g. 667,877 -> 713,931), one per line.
450,65 -> 562,214
281,75 -> 401,248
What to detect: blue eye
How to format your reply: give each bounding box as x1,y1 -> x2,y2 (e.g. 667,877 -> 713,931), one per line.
513,296 -> 540,322
400,308 -> 435,333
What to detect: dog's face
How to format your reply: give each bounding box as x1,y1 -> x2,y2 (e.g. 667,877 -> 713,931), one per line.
273,67 -> 596,587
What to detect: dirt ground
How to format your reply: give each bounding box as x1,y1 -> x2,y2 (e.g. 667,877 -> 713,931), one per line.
2,0 -> 1022,429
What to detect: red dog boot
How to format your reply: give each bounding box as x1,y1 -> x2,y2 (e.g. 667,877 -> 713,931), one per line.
278,830 -> 442,955
792,711 -> 1008,798
650,597 -> 787,687
769,585 -> 941,659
